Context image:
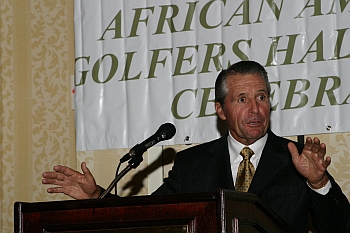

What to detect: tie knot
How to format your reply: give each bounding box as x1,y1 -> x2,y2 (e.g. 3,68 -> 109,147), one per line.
240,147 -> 254,160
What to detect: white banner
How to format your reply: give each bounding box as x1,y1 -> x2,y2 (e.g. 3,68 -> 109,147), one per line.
74,0 -> 350,151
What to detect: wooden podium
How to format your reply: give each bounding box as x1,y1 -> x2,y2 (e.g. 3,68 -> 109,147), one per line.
14,189 -> 295,233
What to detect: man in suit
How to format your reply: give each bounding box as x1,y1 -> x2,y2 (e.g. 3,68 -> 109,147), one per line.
42,61 -> 350,232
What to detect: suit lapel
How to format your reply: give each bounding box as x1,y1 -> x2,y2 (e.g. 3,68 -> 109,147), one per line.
200,131 -> 289,194
249,131 -> 285,195
206,136 -> 235,190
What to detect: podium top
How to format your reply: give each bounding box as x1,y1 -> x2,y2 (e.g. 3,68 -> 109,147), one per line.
15,189 -> 294,233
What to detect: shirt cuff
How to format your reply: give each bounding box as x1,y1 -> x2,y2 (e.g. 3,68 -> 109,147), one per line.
307,180 -> 332,195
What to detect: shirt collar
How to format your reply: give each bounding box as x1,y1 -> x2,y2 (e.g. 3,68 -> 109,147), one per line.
227,132 -> 268,161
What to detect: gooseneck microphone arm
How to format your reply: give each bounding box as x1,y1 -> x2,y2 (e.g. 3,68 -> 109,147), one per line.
98,151 -> 143,199
98,123 -> 176,199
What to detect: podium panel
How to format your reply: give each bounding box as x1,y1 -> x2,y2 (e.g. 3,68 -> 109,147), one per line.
50,226 -> 188,233
14,189 -> 294,233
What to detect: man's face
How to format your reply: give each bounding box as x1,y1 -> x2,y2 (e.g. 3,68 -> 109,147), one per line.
215,73 -> 270,145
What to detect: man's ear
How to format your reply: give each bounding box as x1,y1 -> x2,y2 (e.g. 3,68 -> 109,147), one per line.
215,102 -> 226,121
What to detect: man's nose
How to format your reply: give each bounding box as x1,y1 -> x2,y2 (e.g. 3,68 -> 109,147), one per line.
250,100 -> 259,113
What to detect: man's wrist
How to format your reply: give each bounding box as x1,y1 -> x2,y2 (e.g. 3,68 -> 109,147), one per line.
307,176 -> 329,190
90,186 -> 101,199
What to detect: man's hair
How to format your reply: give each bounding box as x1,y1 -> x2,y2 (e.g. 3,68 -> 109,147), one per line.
215,60 -> 271,106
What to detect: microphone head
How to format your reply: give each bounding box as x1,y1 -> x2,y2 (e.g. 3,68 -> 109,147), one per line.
156,123 -> 176,141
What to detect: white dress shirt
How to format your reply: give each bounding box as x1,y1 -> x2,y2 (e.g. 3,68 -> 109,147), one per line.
228,132 -> 267,186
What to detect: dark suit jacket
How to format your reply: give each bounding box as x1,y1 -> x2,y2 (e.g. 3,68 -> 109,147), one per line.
153,130 -> 350,233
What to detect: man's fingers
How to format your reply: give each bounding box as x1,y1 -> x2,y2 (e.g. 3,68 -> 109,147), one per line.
42,178 -> 51,184
308,137 -> 326,158
303,137 -> 313,150
311,146 -> 319,154
81,162 -> 92,176
42,172 -> 67,182
318,143 -> 326,157
54,165 -> 77,176
288,142 -> 299,160
325,157 -> 331,167
311,140 -> 321,153
42,172 -> 65,181
47,187 -> 64,194
42,171 -> 56,179
42,177 -> 65,186
52,165 -> 65,172
301,137 -> 326,158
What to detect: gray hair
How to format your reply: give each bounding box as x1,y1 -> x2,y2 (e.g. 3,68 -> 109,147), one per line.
215,61 -> 271,106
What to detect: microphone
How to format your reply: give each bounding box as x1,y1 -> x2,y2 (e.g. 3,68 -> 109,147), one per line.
99,123 -> 176,199
120,123 -> 176,163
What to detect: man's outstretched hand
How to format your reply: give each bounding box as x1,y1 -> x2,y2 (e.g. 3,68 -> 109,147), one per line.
288,137 -> 331,189
42,162 -> 101,199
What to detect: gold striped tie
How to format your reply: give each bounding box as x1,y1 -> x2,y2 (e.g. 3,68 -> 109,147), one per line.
235,147 -> 255,192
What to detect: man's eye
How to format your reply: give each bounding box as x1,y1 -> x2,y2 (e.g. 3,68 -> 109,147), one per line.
258,95 -> 266,100
238,97 -> 245,103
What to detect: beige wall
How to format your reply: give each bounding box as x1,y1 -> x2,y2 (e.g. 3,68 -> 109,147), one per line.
1,1 -> 349,232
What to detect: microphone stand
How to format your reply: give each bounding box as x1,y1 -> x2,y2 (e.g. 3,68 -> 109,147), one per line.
98,144 -> 147,199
